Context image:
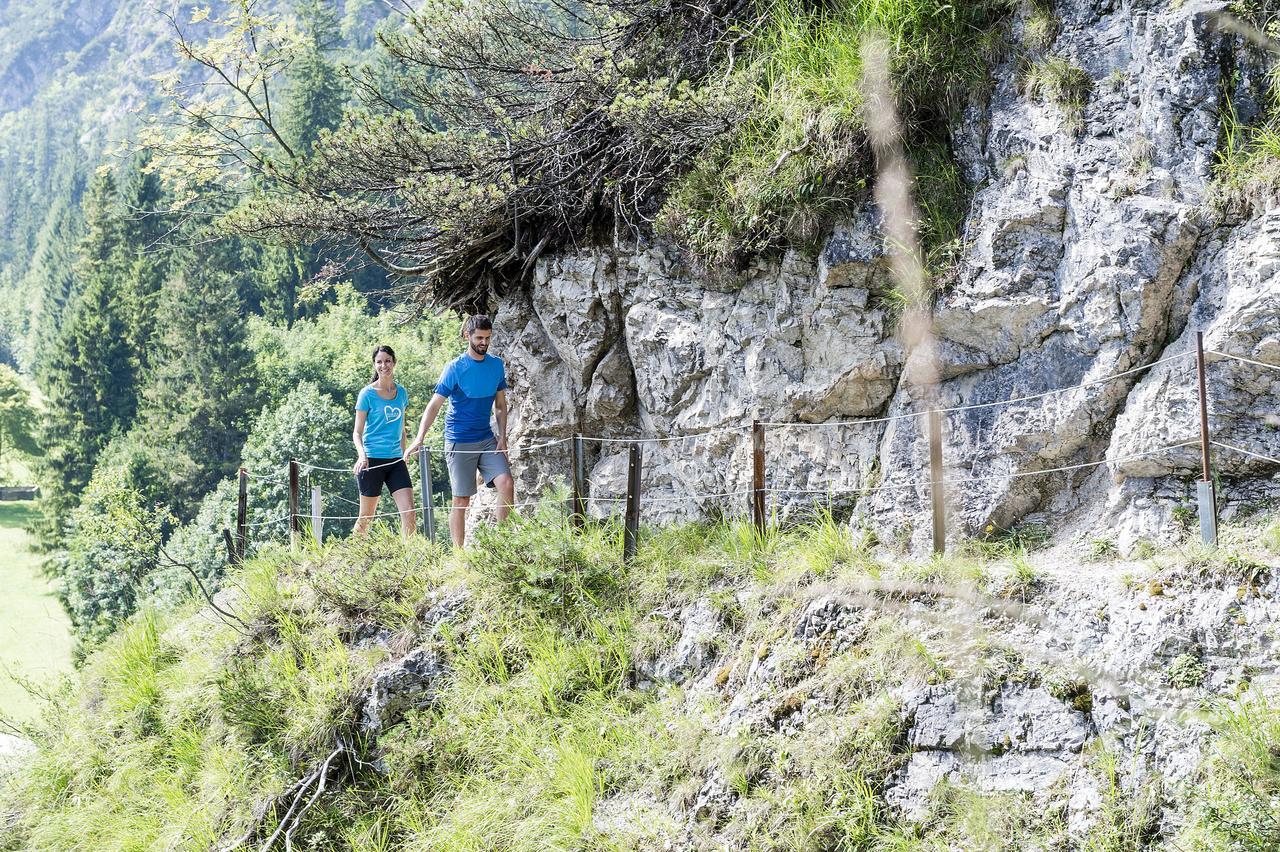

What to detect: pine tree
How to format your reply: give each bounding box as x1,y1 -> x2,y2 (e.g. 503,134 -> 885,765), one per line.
27,193 -> 85,380
35,172 -> 141,546
117,164 -> 168,372
135,240 -> 262,515
283,0 -> 346,156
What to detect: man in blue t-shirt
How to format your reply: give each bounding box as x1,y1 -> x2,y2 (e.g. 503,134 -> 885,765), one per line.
406,314 -> 514,547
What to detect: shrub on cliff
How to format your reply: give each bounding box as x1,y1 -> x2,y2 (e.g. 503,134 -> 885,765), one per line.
146,0 -> 1015,313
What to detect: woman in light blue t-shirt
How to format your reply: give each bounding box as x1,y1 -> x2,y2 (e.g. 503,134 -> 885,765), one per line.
352,345 -> 415,537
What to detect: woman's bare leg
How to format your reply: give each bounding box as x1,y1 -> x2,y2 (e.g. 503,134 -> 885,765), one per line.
391,487 -> 416,539
354,494 -> 380,535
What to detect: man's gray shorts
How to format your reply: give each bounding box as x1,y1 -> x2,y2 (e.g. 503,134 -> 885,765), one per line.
445,437 -> 511,498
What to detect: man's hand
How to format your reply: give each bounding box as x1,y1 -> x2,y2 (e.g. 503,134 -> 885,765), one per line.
496,436 -> 508,454
404,439 -> 422,461
353,455 -> 368,476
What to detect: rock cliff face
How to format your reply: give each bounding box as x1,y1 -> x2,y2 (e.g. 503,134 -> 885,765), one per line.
494,0 -> 1279,552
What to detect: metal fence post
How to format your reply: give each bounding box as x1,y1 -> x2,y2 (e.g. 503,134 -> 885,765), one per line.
752,420 -> 766,535
624,441 -> 642,564
223,529 -> 238,565
571,433 -> 586,528
929,409 -> 946,556
288,460 -> 300,549
236,468 -> 248,561
1196,331 -> 1218,545
419,445 -> 436,543
311,485 -> 323,547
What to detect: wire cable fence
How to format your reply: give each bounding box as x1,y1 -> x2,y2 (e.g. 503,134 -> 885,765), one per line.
224,335 -> 1274,561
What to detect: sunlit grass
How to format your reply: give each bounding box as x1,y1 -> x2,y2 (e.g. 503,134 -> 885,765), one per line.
660,0 -> 1011,268
4,510 -> 1279,849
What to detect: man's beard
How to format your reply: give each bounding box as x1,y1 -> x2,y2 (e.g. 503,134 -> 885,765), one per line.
470,342 -> 488,357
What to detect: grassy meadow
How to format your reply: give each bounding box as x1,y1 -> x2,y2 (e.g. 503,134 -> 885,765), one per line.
0,501 -> 71,723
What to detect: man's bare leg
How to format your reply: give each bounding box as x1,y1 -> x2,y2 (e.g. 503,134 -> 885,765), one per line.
450,495 -> 470,548
493,474 -> 515,523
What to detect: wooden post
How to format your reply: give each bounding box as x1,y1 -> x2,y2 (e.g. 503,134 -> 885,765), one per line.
929,409 -> 946,555
571,433 -> 586,528
752,420 -> 766,535
236,468 -> 248,561
288,459 -> 300,549
311,485 -> 323,547
624,442 -> 642,564
1196,331 -> 1218,545
419,445 -> 436,544
223,528 -> 238,565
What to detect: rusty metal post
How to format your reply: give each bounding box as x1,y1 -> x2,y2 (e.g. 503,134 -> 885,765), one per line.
571,433 -> 586,528
1196,331 -> 1218,545
624,442 -> 642,563
223,529 -> 238,566
288,459 -> 300,549
929,409 -> 946,556
752,420 -> 766,535
236,468 -> 248,560
419,445 -> 437,544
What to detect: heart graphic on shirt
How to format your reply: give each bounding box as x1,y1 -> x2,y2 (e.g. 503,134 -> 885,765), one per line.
385,406 -> 402,422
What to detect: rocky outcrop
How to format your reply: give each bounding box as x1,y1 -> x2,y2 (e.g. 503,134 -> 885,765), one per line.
360,648 -> 445,732
623,552 -> 1280,843
492,0 -> 1280,551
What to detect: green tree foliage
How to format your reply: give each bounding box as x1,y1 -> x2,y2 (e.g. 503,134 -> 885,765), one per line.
247,283 -> 457,408
37,175 -> 138,541
115,164 -> 170,373
0,364 -> 40,468
282,0 -> 347,156
25,192 -> 84,377
145,0 -> 1012,311
58,460 -> 174,651
239,380 -> 354,536
35,171 -> 164,545
159,478 -> 240,609
134,242 -> 262,516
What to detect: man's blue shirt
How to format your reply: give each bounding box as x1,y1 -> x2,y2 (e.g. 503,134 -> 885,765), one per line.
435,353 -> 507,443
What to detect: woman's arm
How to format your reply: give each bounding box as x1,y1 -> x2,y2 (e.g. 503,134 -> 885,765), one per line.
353,409 -> 369,474
400,402 -> 408,456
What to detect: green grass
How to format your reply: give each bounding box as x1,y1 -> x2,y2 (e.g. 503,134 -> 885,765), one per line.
0,501 -> 71,723
1175,692 -> 1280,850
4,513 -> 1280,849
658,0 -> 1012,270
1211,4 -> 1280,210
1019,54 -> 1092,132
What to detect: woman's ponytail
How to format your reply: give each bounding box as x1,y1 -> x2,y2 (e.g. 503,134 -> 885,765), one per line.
370,344 -> 397,384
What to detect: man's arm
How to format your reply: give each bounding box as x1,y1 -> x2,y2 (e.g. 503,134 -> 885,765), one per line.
405,393 -> 448,458
494,389 -> 508,452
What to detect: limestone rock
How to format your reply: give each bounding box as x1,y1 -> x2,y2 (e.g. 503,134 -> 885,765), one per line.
652,599 -> 722,684
486,0 -> 1280,550
360,648 -> 445,733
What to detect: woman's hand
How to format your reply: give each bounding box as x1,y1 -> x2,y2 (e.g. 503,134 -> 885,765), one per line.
353,455 -> 368,476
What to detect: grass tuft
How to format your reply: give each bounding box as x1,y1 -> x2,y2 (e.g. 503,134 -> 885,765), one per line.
660,0 -> 1012,272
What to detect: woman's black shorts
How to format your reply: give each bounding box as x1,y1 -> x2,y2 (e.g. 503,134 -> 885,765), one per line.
357,458 -> 413,498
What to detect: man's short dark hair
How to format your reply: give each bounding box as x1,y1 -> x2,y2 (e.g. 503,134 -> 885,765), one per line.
464,315 -> 493,335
